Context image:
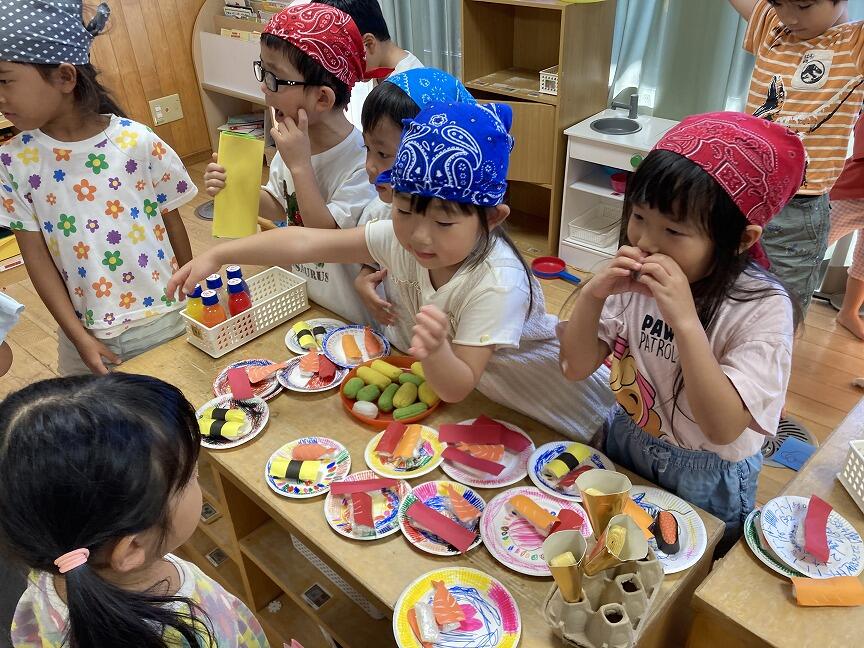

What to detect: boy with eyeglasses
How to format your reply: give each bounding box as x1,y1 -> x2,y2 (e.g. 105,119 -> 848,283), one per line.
204,3 -> 376,323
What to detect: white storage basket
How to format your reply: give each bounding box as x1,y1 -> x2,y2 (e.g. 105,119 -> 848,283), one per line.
540,65 -> 559,96
567,203 -> 622,248
838,439 -> 864,514
181,266 -> 308,358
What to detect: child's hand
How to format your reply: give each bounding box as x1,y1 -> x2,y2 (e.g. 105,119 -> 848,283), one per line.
409,305 -> 449,360
355,268 -> 396,325
637,253 -> 699,330
168,251 -> 222,300
586,246 -> 651,301
271,109 -> 312,173
74,335 -> 121,375
204,153 -> 227,197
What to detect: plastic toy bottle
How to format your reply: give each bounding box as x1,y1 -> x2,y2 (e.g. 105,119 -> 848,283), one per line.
227,278 -> 253,316
200,289 -> 227,328
226,265 -> 250,294
206,273 -> 228,310
185,284 -> 205,323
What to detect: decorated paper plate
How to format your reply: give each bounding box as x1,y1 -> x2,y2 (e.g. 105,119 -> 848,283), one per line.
196,395 -> 269,450
324,470 -> 411,541
630,486 -> 707,574
440,418 -> 535,489
398,481 -> 485,556
284,317 -> 347,355
322,325 -> 390,368
276,354 -> 348,393
527,441 -> 616,502
213,359 -> 282,401
480,486 -> 591,576
744,509 -> 804,579
760,495 -> 863,579
364,426 -> 444,479
264,437 -> 351,499
393,567 -> 521,648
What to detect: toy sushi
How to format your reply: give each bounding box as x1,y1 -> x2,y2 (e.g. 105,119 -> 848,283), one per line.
542,442 -> 592,481
269,458 -> 322,483
292,321 -> 318,350
650,510 -> 680,554
507,494 -> 557,536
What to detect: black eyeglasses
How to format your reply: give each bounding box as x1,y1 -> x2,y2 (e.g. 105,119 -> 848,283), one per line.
253,60 -> 312,93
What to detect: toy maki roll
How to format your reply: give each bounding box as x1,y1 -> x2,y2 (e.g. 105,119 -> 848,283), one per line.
269,457 -> 322,482
542,442 -> 592,481
200,407 -> 246,423
198,418 -> 245,439
312,325 -> 327,346
649,510 -> 680,554
292,321 -> 318,350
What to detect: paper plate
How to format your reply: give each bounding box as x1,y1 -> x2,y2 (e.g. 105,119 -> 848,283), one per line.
364,426 -> 444,479
760,495 -> 863,579
629,486 -> 707,574
398,480 -> 485,556
276,354 -> 348,393
264,437 -> 351,499
393,567 -> 521,648
527,441 -> 616,502
324,470 -> 411,541
480,486 -> 591,576
213,359 -> 282,401
744,509 -> 804,579
322,325 -> 390,368
284,317 -> 347,355
196,395 -> 269,450
439,418 -> 535,489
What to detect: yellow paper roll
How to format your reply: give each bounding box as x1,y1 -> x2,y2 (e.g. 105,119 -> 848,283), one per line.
213,131 -> 265,239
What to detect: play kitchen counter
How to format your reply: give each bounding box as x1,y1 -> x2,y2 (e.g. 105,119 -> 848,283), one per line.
123,305 -> 723,648
688,398 -> 864,647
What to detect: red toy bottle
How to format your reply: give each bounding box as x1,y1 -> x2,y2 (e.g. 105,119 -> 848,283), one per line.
227,278 -> 252,316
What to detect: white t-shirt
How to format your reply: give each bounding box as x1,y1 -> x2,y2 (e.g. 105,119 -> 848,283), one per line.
392,51 -> 425,75
0,116 -> 196,338
345,49 -> 425,131
264,128 -> 376,324
597,271 -> 794,461
365,220 -> 614,440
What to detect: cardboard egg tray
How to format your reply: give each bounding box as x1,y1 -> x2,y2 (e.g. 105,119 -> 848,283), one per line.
543,547 -> 664,648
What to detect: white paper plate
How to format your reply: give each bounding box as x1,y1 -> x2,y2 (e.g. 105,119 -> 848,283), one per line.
196,395 -> 269,450
213,358 -> 282,401
264,437 -> 350,499
364,426 -> 444,479
284,317 -> 347,355
743,508 -> 804,579
527,441 -> 615,502
276,354 -> 348,393
324,470 -> 410,541
439,418 -> 535,489
322,325 -> 390,368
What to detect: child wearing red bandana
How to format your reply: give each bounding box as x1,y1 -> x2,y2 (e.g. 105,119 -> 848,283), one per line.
204,3 -> 376,324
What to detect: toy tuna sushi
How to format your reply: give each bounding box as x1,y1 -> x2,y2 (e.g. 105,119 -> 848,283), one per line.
650,510 -> 680,554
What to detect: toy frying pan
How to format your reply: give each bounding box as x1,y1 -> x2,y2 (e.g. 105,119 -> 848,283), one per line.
531,256 -> 581,285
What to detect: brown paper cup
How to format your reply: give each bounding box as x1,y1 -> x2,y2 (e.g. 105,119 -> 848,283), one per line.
583,514 -> 649,577
575,470 -> 632,538
542,530 -> 587,603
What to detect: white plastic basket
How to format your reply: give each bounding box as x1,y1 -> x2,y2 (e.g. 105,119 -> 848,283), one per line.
567,203 -> 622,248
540,65 -> 558,96
181,266 -> 308,358
290,533 -> 386,620
838,439 -> 864,514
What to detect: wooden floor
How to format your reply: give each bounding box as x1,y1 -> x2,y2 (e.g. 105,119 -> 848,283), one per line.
2,160 -> 862,505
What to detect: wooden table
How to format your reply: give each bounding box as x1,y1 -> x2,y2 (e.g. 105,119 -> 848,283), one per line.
123,305 -> 723,648
689,398 -> 864,648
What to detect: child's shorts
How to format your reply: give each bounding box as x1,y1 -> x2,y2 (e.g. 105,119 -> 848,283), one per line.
603,406 -> 761,556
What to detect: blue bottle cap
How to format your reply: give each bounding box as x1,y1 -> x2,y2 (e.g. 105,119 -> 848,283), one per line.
206,274 -> 223,290
201,289 -> 220,306
226,265 -> 243,280
227,278 -> 245,294
188,283 -> 203,299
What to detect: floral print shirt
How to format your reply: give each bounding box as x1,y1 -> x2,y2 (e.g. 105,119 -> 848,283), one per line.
0,115 -> 197,338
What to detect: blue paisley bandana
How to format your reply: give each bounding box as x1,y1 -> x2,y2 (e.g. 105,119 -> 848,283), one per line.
385,68 -> 476,110
0,1 -> 110,65
379,101 -> 514,207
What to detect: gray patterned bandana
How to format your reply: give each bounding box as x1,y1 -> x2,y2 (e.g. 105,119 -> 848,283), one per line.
0,1 -> 110,65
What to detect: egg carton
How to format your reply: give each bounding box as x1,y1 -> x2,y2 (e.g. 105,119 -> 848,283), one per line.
543,547 -> 664,648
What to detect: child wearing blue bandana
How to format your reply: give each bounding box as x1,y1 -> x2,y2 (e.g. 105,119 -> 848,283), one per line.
0,1 -> 196,376
170,102 -> 613,441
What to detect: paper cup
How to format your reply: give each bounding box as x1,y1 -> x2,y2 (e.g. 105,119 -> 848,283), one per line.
583,514 -> 649,576
575,470 -> 631,538
543,530 -> 587,603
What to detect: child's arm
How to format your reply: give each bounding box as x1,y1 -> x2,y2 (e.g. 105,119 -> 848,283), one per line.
0,341 -> 11,377
169,225 -> 375,298
355,266 -> 396,325
726,0 -> 758,20
15,231 -> 120,374
638,254 -> 752,445
163,209 -> 193,268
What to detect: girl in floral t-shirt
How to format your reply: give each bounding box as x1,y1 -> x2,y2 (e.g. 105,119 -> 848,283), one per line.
0,1 -> 196,374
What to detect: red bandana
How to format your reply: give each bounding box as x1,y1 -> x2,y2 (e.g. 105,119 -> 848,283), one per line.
654,111 -> 806,268
262,4 -> 365,88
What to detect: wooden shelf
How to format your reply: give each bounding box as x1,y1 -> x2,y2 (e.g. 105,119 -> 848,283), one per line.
180,528 -> 244,597
258,594 -> 334,648
465,68 -> 558,105
240,520 -> 395,648
198,454 -> 220,505
569,169 -> 625,202
198,513 -> 239,562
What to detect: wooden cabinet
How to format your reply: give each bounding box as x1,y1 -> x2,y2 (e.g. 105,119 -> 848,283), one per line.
461,0 -> 617,254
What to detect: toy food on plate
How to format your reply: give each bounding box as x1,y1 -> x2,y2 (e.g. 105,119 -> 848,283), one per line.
445,484 -> 481,527
371,359 -> 402,381
198,417 -> 245,439
410,603 -> 438,645
442,446 -> 504,476
342,334 -> 363,364
364,327 -> 383,356
200,407 -> 246,423
456,442 -> 505,462
406,501 -> 477,553
341,358 -> 437,421
433,579 -> 465,631
393,424 -> 424,462
357,366 -> 390,390
350,492 -> 375,537
507,494 -> 557,536
542,442 -> 592,480
312,324 -> 327,347
352,401 -> 378,418
291,443 -> 333,461
650,510 -> 680,554
375,422 -> 406,459
317,355 -> 336,381
299,350 -> 319,377
269,458 -> 322,482
293,321 -> 318,350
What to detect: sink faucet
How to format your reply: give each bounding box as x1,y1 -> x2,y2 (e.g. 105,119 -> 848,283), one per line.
611,89 -> 639,120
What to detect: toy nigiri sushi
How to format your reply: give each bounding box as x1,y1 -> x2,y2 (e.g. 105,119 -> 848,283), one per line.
269,458 -> 321,482
299,350 -> 319,377
316,354 -> 336,381
392,424 -> 423,462
312,325 -> 327,347
507,494 -> 557,536
291,443 -> 333,461
293,321 -> 318,350
557,464 -> 594,494
456,442 -> 505,463
363,327 -> 383,356
350,492 -> 375,537
444,484 -> 481,527
650,510 -> 680,554
342,334 -> 363,364
375,422 -> 406,460
542,443 -> 592,481
409,603 -> 438,645
432,580 -> 464,631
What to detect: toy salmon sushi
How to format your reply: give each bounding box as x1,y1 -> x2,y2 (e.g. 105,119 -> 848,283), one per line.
456,442 -> 505,462
299,350 -> 319,377
393,424 -> 423,461
363,327 -> 383,356
444,484 -> 481,527
291,443 -> 332,461
432,580 -> 464,631
650,510 -> 680,554
507,494 -> 557,536
342,334 -> 363,364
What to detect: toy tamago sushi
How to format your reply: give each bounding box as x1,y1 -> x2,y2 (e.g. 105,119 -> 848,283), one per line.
649,510 -> 680,554
200,407 -> 246,423
291,443 -> 333,461
507,494 -> 557,536
299,350 -> 319,377
198,417 -> 245,439
432,580 -> 465,631
350,492 -> 375,537
292,321 -> 318,350
269,458 -> 322,482
445,484 -> 481,527
393,424 -> 423,461
375,422 -> 406,459
542,442 -> 592,481
364,327 -> 383,356
342,334 -> 363,364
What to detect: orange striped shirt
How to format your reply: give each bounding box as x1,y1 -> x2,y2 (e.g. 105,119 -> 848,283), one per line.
744,0 -> 864,194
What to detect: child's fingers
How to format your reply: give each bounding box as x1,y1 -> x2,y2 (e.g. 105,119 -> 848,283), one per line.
211,152 -> 218,163
296,109 -> 309,134
414,311 -> 446,338
99,344 -> 122,367
616,246 -> 647,262
412,324 -> 441,352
